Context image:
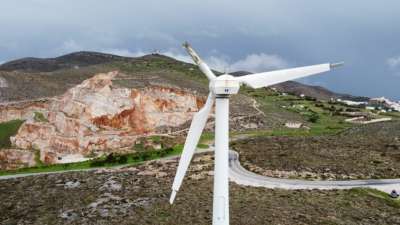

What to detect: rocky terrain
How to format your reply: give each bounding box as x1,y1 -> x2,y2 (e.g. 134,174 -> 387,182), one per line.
233,121 -> 400,180
0,149 -> 36,170
0,52 -> 264,169
1,153 -> 399,225
0,71 -> 208,166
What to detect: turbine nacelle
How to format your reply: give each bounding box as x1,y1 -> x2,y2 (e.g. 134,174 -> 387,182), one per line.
210,74 -> 240,95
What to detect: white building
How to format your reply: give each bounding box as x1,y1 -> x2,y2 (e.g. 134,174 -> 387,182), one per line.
369,97 -> 400,112
337,99 -> 367,106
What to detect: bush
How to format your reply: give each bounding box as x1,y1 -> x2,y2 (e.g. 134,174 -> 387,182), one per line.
33,112 -> 48,122
305,96 -> 317,101
89,144 -> 181,168
0,120 -> 25,148
308,113 -> 320,123
90,153 -> 128,167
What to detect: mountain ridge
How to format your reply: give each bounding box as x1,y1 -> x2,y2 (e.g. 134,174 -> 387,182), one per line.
0,51 -> 368,102
0,51 -> 177,73
230,71 -> 369,101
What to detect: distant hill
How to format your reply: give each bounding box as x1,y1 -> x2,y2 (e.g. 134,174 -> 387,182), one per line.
230,71 -> 369,101
0,52 -> 205,102
0,51 -> 130,72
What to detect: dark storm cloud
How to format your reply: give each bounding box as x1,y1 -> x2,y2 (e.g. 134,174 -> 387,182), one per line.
0,0 -> 399,99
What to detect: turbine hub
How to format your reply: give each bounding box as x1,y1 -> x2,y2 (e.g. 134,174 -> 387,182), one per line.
210,74 -> 240,96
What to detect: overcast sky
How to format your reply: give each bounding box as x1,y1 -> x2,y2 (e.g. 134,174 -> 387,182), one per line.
1,0 -> 399,100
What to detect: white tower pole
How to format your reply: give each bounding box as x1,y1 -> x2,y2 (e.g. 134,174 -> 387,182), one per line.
213,95 -> 230,225
170,42 -> 343,225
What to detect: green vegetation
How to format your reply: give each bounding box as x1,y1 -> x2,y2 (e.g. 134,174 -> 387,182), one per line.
33,150 -> 45,167
381,111 -> 400,119
132,142 -> 145,152
349,188 -> 400,208
242,88 -> 353,136
110,57 -> 209,87
0,120 -> 24,148
197,143 -> 209,149
33,112 -> 48,122
0,144 -> 184,176
89,144 -> 183,167
150,135 -> 161,143
200,132 -> 214,142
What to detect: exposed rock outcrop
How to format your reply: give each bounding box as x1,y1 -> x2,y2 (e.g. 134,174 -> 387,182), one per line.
0,99 -> 49,123
8,71 -> 205,163
0,149 -> 36,170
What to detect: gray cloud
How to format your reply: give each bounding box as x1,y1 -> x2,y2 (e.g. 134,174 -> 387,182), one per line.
1,0 -> 400,100
387,56 -> 400,68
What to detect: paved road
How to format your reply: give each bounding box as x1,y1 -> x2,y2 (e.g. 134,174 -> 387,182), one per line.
228,150 -> 400,194
1,148 -> 399,194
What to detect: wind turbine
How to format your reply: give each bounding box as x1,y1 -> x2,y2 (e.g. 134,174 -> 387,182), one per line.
169,42 -> 343,225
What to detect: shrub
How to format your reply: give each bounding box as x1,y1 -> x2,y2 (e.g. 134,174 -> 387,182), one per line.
0,120 -> 25,148
308,113 -> 320,123
33,112 -> 48,122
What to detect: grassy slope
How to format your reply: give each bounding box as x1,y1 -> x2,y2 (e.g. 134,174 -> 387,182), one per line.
237,87 -> 354,137
0,120 -> 24,148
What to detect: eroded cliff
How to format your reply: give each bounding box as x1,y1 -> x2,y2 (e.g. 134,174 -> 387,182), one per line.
4,71 -> 205,164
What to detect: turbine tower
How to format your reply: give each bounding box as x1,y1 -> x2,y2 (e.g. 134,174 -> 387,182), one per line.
169,42 -> 343,225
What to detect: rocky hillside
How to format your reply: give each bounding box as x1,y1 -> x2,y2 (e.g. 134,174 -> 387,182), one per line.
0,52 -> 262,169
1,153 -> 399,225
0,51 -> 371,169
0,53 -> 199,102
8,71 -> 207,164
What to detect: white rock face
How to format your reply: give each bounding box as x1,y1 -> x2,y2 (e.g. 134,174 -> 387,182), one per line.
8,71 -> 205,164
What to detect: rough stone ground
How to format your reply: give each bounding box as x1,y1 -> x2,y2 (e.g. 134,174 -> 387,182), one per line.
1,153 -> 400,225
233,121 -> 400,180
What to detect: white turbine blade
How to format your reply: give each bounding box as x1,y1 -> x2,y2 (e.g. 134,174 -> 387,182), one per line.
169,93 -> 214,204
183,42 -> 216,80
236,63 -> 343,89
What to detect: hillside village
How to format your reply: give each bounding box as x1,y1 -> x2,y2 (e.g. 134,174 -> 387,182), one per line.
339,97 -> 400,112
274,86 -> 400,126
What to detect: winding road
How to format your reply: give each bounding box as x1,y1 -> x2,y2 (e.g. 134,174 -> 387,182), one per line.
1,148 -> 399,194
228,150 -> 400,194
